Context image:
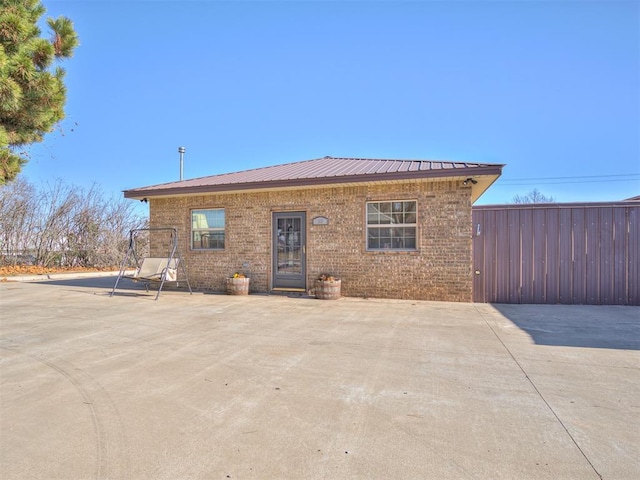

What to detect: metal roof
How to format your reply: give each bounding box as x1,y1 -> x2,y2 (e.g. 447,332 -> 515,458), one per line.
124,156 -> 504,200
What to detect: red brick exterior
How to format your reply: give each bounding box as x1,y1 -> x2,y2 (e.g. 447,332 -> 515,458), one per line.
149,179 -> 473,302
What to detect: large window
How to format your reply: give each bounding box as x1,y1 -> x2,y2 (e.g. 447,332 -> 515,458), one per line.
366,201 -> 417,250
191,209 -> 225,250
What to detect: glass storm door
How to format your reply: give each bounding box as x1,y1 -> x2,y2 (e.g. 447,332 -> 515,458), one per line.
272,212 -> 306,289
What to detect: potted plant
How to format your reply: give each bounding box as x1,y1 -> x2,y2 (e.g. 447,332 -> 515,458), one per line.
314,273 -> 341,300
226,272 -> 250,295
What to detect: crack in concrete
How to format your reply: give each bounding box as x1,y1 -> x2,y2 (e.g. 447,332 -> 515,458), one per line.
474,305 -> 603,480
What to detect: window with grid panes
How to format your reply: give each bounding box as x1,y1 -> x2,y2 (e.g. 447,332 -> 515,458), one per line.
191,209 -> 225,250
366,201 -> 417,250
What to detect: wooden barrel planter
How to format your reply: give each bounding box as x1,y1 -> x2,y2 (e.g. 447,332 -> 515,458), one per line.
315,279 -> 341,300
226,277 -> 250,295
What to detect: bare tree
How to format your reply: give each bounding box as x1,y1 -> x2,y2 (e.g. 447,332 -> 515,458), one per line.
100,198 -> 149,264
0,178 -> 38,264
34,180 -> 79,266
512,189 -> 555,204
0,177 -> 147,268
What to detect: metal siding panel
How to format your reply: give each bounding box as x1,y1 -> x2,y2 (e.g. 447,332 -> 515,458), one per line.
585,208 -> 600,304
495,210 -> 510,303
546,208 -> 560,304
558,209 -> 573,304
628,207 -> 640,305
472,210 -> 485,302
598,208 -> 614,304
520,209 -> 535,303
572,208 -> 587,304
484,210 -> 498,303
508,209 -> 521,304
473,203 -> 639,306
532,209 -> 547,303
612,207 -> 627,305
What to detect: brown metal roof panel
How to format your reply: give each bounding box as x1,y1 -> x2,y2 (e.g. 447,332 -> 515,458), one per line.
319,158 -> 351,176
333,158 -> 361,174
323,158 -> 366,175
286,157 -> 334,179
391,160 -> 409,172
316,162 -> 341,178
405,162 -> 416,172
419,161 -> 434,170
388,161 -> 401,172
339,160 -> 365,176
124,156 -> 505,197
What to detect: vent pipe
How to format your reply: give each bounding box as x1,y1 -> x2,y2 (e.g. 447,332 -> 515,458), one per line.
178,146 -> 185,181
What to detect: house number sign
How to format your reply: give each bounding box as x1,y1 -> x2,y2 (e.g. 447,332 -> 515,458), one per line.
312,216 -> 329,225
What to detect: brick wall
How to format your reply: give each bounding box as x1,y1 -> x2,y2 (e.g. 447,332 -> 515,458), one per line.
149,179 -> 473,302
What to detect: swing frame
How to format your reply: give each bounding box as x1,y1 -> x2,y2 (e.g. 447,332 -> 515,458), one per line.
110,227 -> 192,300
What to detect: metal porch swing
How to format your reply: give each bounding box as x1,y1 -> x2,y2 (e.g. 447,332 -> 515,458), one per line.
110,227 -> 192,300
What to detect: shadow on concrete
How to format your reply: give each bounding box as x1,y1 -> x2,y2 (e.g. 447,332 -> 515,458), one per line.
31,275 -> 192,297
29,275 -> 308,299
491,303 -> 640,351
30,275 -> 126,290
21,277 -> 639,350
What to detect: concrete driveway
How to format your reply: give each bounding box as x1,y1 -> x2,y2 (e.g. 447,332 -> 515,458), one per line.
1,276 -> 638,479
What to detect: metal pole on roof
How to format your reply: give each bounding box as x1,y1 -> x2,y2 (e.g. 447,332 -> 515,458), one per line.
178,146 -> 185,181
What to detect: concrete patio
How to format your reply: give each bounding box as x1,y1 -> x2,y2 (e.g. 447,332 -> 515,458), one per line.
1,276 -> 638,479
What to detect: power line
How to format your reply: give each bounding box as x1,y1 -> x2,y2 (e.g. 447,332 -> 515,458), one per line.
495,173 -> 640,187
499,173 -> 639,183
496,179 -> 640,187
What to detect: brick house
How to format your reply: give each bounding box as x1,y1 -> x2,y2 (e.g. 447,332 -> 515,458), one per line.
124,156 -> 503,301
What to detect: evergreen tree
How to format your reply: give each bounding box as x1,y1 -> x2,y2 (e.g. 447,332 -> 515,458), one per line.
0,0 -> 78,184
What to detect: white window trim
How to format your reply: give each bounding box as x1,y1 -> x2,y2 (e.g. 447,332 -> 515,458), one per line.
365,200 -> 418,251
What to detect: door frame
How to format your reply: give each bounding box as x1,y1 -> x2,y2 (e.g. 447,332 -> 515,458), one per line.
272,211 -> 307,290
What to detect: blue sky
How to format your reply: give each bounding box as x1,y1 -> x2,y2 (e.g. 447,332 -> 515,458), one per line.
22,0 -> 640,207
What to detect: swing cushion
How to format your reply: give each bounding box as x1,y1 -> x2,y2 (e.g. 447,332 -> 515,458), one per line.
126,258 -> 179,282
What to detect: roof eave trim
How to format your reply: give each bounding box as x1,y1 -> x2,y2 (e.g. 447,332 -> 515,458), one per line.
124,165 -> 504,199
